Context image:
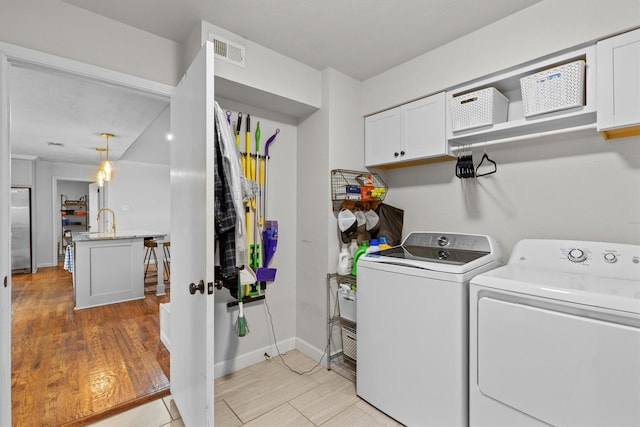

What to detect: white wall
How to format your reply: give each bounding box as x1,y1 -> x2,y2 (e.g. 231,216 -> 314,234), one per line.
295,68 -> 365,360
183,21 -> 321,119
0,0 -> 181,85
380,132 -> 640,256
296,69 -> 331,358
327,69 -> 366,266
200,23 -> 321,112
107,160 -> 170,233
35,159 -> 171,267
355,0 -> 640,260
212,99 -> 299,376
10,158 -> 34,187
363,0 -> 640,114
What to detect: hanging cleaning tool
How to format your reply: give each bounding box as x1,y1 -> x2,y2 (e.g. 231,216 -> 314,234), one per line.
262,129 -> 280,221
244,114 -> 251,240
243,115 -> 258,296
259,147 -> 265,227
256,220 -> 278,284
236,275 -> 248,336
247,121 -> 262,297
255,129 -> 280,288
235,112 -> 244,185
251,120 -> 260,214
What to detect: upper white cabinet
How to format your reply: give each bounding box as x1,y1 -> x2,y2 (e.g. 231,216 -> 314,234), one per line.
365,92 -> 449,168
365,107 -> 401,167
446,45 -> 597,146
597,28 -> 640,140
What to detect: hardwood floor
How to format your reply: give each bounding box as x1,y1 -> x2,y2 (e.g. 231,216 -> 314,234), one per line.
11,264 -> 170,426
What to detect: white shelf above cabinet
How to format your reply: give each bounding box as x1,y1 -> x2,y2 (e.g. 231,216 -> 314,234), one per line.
446,45 -> 597,147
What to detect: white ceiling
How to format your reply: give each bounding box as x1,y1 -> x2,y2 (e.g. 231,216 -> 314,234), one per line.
10,66 -> 170,165
61,0 -> 542,81
11,0 -> 542,165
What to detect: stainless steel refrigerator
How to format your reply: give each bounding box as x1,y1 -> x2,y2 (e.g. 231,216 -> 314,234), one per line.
11,187 -> 32,273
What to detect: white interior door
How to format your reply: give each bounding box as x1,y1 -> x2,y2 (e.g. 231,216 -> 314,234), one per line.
169,42 -> 216,426
0,52 -> 12,427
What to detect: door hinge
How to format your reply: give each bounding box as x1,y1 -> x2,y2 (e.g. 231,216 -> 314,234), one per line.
3,275 -> 7,288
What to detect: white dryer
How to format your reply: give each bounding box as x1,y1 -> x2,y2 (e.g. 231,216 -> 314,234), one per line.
357,232 -> 502,427
470,239 -> 640,427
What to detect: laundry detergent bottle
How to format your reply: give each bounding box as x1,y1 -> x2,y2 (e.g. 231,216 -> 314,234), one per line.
366,239 -> 380,255
337,245 -> 352,275
351,242 -> 369,276
378,237 -> 391,250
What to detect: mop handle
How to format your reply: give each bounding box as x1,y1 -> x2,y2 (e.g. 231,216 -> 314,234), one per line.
264,129 -> 280,157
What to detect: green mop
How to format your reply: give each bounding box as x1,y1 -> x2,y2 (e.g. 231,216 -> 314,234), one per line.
236,274 -> 247,336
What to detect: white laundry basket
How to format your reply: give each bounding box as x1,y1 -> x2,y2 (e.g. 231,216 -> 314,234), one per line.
338,287 -> 357,322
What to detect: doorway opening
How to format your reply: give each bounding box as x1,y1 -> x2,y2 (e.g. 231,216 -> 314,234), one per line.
5,45 -> 173,425
55,178 -> 93,261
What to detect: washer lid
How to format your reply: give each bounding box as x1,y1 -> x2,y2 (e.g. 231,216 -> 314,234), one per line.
361,231 -> 502,274
375,245 -> 490,265
473,265 -> 640,315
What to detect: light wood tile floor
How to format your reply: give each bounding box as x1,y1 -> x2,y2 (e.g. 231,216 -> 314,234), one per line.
89,351 -> 403,426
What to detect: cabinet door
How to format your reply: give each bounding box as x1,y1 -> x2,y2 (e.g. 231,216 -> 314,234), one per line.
597,28 -> 640,134
401,92 -> 447,161
365,107 -> 401,167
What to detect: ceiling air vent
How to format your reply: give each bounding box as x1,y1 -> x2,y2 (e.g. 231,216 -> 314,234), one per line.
209,34 -> 246,68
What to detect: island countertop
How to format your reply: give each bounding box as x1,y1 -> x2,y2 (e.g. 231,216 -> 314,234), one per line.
72,230 -> 168,309
73,230 -> 167,241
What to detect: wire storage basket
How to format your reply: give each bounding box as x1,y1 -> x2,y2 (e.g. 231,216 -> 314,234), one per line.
341,321 -> 357,362
520,59 -> 585,117
331,169 -> 387,210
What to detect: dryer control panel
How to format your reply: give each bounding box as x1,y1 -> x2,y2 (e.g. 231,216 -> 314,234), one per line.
509,239 -> 640,280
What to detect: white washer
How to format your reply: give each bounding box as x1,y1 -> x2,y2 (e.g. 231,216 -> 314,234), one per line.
357,232 -> 502,427
470,239 -> 640,427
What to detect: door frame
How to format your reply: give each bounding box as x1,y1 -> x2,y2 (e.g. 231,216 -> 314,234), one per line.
1,51 -> 12,427
52,177 -> 100,263
0,41 -> 174,425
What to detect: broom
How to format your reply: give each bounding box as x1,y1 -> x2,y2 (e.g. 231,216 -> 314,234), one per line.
236,274 -> 248,336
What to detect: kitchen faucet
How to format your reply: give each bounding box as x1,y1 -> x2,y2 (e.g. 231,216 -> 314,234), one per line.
96,208 -> 116,234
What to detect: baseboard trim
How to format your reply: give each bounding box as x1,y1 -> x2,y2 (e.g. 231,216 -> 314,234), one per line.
213,337 -> 331,378
295,337 -> 327,364
214,337 -> 296,378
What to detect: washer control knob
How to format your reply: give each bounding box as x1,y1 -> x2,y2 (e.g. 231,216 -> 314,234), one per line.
438,250 -> 449,260
568,248 -> 587,263
603,252 -> 617,263
438,236 -> 449,247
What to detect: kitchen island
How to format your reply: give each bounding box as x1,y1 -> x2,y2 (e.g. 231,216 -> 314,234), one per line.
73,230 -> 167,309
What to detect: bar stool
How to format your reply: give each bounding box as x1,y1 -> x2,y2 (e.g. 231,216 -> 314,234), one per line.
162,241 -> 170,278
144,239 -> 170,282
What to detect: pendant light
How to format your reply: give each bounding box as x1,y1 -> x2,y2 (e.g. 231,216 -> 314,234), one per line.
96,147 -> 107,187
101,133 -> 114,181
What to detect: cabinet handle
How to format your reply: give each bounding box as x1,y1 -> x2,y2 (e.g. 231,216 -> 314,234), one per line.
400,151 -> 405,156
394,152 -> 399,157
